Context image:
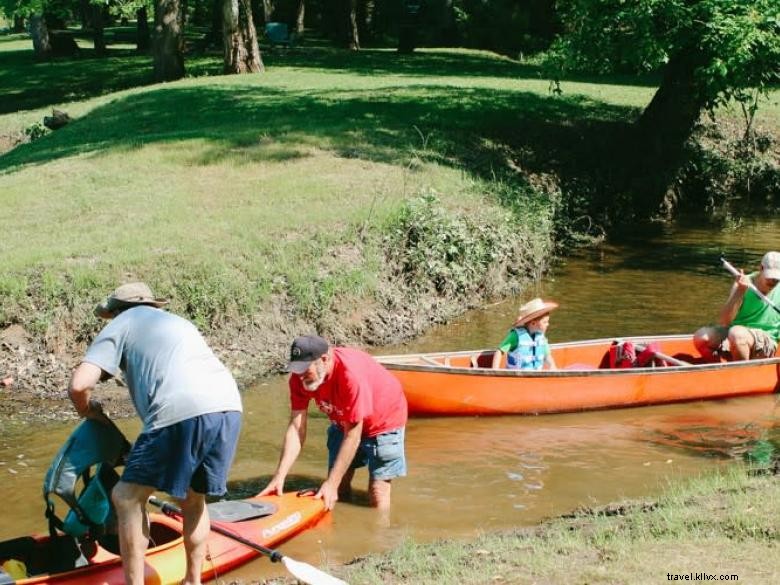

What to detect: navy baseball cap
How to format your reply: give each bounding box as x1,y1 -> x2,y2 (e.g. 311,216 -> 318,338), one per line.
287,335 -> 329,374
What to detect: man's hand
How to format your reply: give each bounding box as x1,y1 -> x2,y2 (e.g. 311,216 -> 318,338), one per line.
735,270 -> 751,292
316,478 -> 339,510
258,476 -> 285,497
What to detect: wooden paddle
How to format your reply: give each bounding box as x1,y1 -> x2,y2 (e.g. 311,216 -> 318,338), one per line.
721,257 -> 780,315
148,497 -> 347,585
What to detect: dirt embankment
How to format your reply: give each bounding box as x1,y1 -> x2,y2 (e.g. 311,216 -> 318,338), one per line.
0,277 -> 522,423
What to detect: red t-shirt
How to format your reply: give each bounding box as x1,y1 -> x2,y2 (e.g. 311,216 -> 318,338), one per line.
289,347 -> 408,437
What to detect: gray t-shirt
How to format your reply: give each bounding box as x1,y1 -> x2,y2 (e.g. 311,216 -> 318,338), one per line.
84,306 -> 242,431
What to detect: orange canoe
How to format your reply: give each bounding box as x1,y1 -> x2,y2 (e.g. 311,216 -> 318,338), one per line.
0,492 -> 327,584
377,334 -> 780,416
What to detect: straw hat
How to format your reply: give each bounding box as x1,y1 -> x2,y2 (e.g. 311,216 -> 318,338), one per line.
95,282 -> 168,319
514,297 -> 558,327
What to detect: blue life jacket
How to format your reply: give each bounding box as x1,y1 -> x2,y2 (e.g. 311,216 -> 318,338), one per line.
42,419 -> 130,543
507,327 -> 548,370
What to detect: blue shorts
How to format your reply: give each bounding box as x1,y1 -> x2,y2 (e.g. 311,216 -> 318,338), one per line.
122,411 -> 241,499
327,424 -> 407,481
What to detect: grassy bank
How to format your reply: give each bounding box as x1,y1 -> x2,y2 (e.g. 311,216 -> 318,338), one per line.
1,36 -> 779,405
319,465 -> 778,585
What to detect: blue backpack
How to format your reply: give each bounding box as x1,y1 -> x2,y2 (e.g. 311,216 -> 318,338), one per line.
42,419 -> 130,546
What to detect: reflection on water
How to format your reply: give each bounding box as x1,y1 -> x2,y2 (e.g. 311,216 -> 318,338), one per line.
1,218 -> 779,581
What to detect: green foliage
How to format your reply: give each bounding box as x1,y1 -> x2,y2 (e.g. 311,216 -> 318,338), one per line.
549,0 -> 780,110
24,121 -> 46,141
384,191 -> 551,298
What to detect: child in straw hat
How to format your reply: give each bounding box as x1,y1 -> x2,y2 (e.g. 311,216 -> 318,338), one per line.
491,298 -> 558,370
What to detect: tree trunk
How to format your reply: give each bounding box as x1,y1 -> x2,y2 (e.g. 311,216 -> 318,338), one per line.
623,47 -> 709,217
295,0 -> 305,33
263,0 -> 275,22
398,0 -> 421,54
29,15 -> 52,60
78,0 -> 90,30
92,5 -> 106,56
137,7 -> 151,52
223,0 -> 264,74
13,16 -> 26,33
153,0 -> 185,81
346,0 -> 359,50
207,0 -> 222,47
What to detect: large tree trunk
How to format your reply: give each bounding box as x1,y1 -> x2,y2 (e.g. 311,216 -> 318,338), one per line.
623,47 -> 709,217
137,7 -> 151,52
223,0 -> 264,74
29,15 -> 52,59
153,0 -> 185,82
92,5 -> 106,56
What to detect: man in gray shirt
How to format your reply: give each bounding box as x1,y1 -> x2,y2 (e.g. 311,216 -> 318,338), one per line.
68,282 -> 242,585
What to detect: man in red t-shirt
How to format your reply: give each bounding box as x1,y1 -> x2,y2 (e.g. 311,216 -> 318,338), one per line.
260,335 -> 408,510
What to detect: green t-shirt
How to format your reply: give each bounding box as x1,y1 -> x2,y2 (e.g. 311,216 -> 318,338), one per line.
732,272 -> 780,341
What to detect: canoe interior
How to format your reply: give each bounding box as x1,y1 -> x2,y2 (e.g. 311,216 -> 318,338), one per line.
380,335 -> 728,370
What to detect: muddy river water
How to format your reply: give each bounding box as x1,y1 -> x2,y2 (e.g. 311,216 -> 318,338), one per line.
1,218 -> 779,582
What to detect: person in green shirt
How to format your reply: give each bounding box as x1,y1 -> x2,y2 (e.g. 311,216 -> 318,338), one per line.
694,251 -> 780,361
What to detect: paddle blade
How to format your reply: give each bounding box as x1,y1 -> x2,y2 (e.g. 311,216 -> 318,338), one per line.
281,556 -> 349,585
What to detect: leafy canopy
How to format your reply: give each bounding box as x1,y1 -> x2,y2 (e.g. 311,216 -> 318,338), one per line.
549,0 -> 780,109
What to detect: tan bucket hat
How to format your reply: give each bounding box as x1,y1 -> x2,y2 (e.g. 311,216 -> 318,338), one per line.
95,282 -> 168,319
514,297 -> 558,327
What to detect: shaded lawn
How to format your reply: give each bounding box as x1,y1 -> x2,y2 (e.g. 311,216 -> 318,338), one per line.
1,31 -> 663,117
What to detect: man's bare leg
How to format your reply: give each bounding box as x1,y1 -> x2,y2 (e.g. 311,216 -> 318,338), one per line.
179,489 -> 209,585
727,326 -> 754,361
112,481 -> 155,585
338,468 -> 355,501
368,478 -> 391,510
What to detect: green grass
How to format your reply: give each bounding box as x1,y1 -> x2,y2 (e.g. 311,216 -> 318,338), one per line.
338,466 -> 780,584
1,36 -> 777,345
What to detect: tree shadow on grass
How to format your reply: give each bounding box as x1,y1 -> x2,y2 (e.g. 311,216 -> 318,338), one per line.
0,81 -> 640,219
0,47 -> 158,115
2,40 -> 660,117
263,45 -> 662,88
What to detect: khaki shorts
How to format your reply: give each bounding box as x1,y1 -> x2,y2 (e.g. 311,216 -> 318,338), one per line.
718,327 -> 778,358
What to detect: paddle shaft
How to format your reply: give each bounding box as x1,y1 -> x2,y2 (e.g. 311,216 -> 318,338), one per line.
148,497 -> 282,561
721,257 -> 780,315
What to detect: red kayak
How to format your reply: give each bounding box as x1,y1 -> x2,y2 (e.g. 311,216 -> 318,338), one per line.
0,492 -> 328,584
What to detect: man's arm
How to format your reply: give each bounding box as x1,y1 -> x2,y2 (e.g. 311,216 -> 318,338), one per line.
259,409 -> 308,497
317,420 -> 363,510
718,275 -> 750,326
68,362 -> 109,421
